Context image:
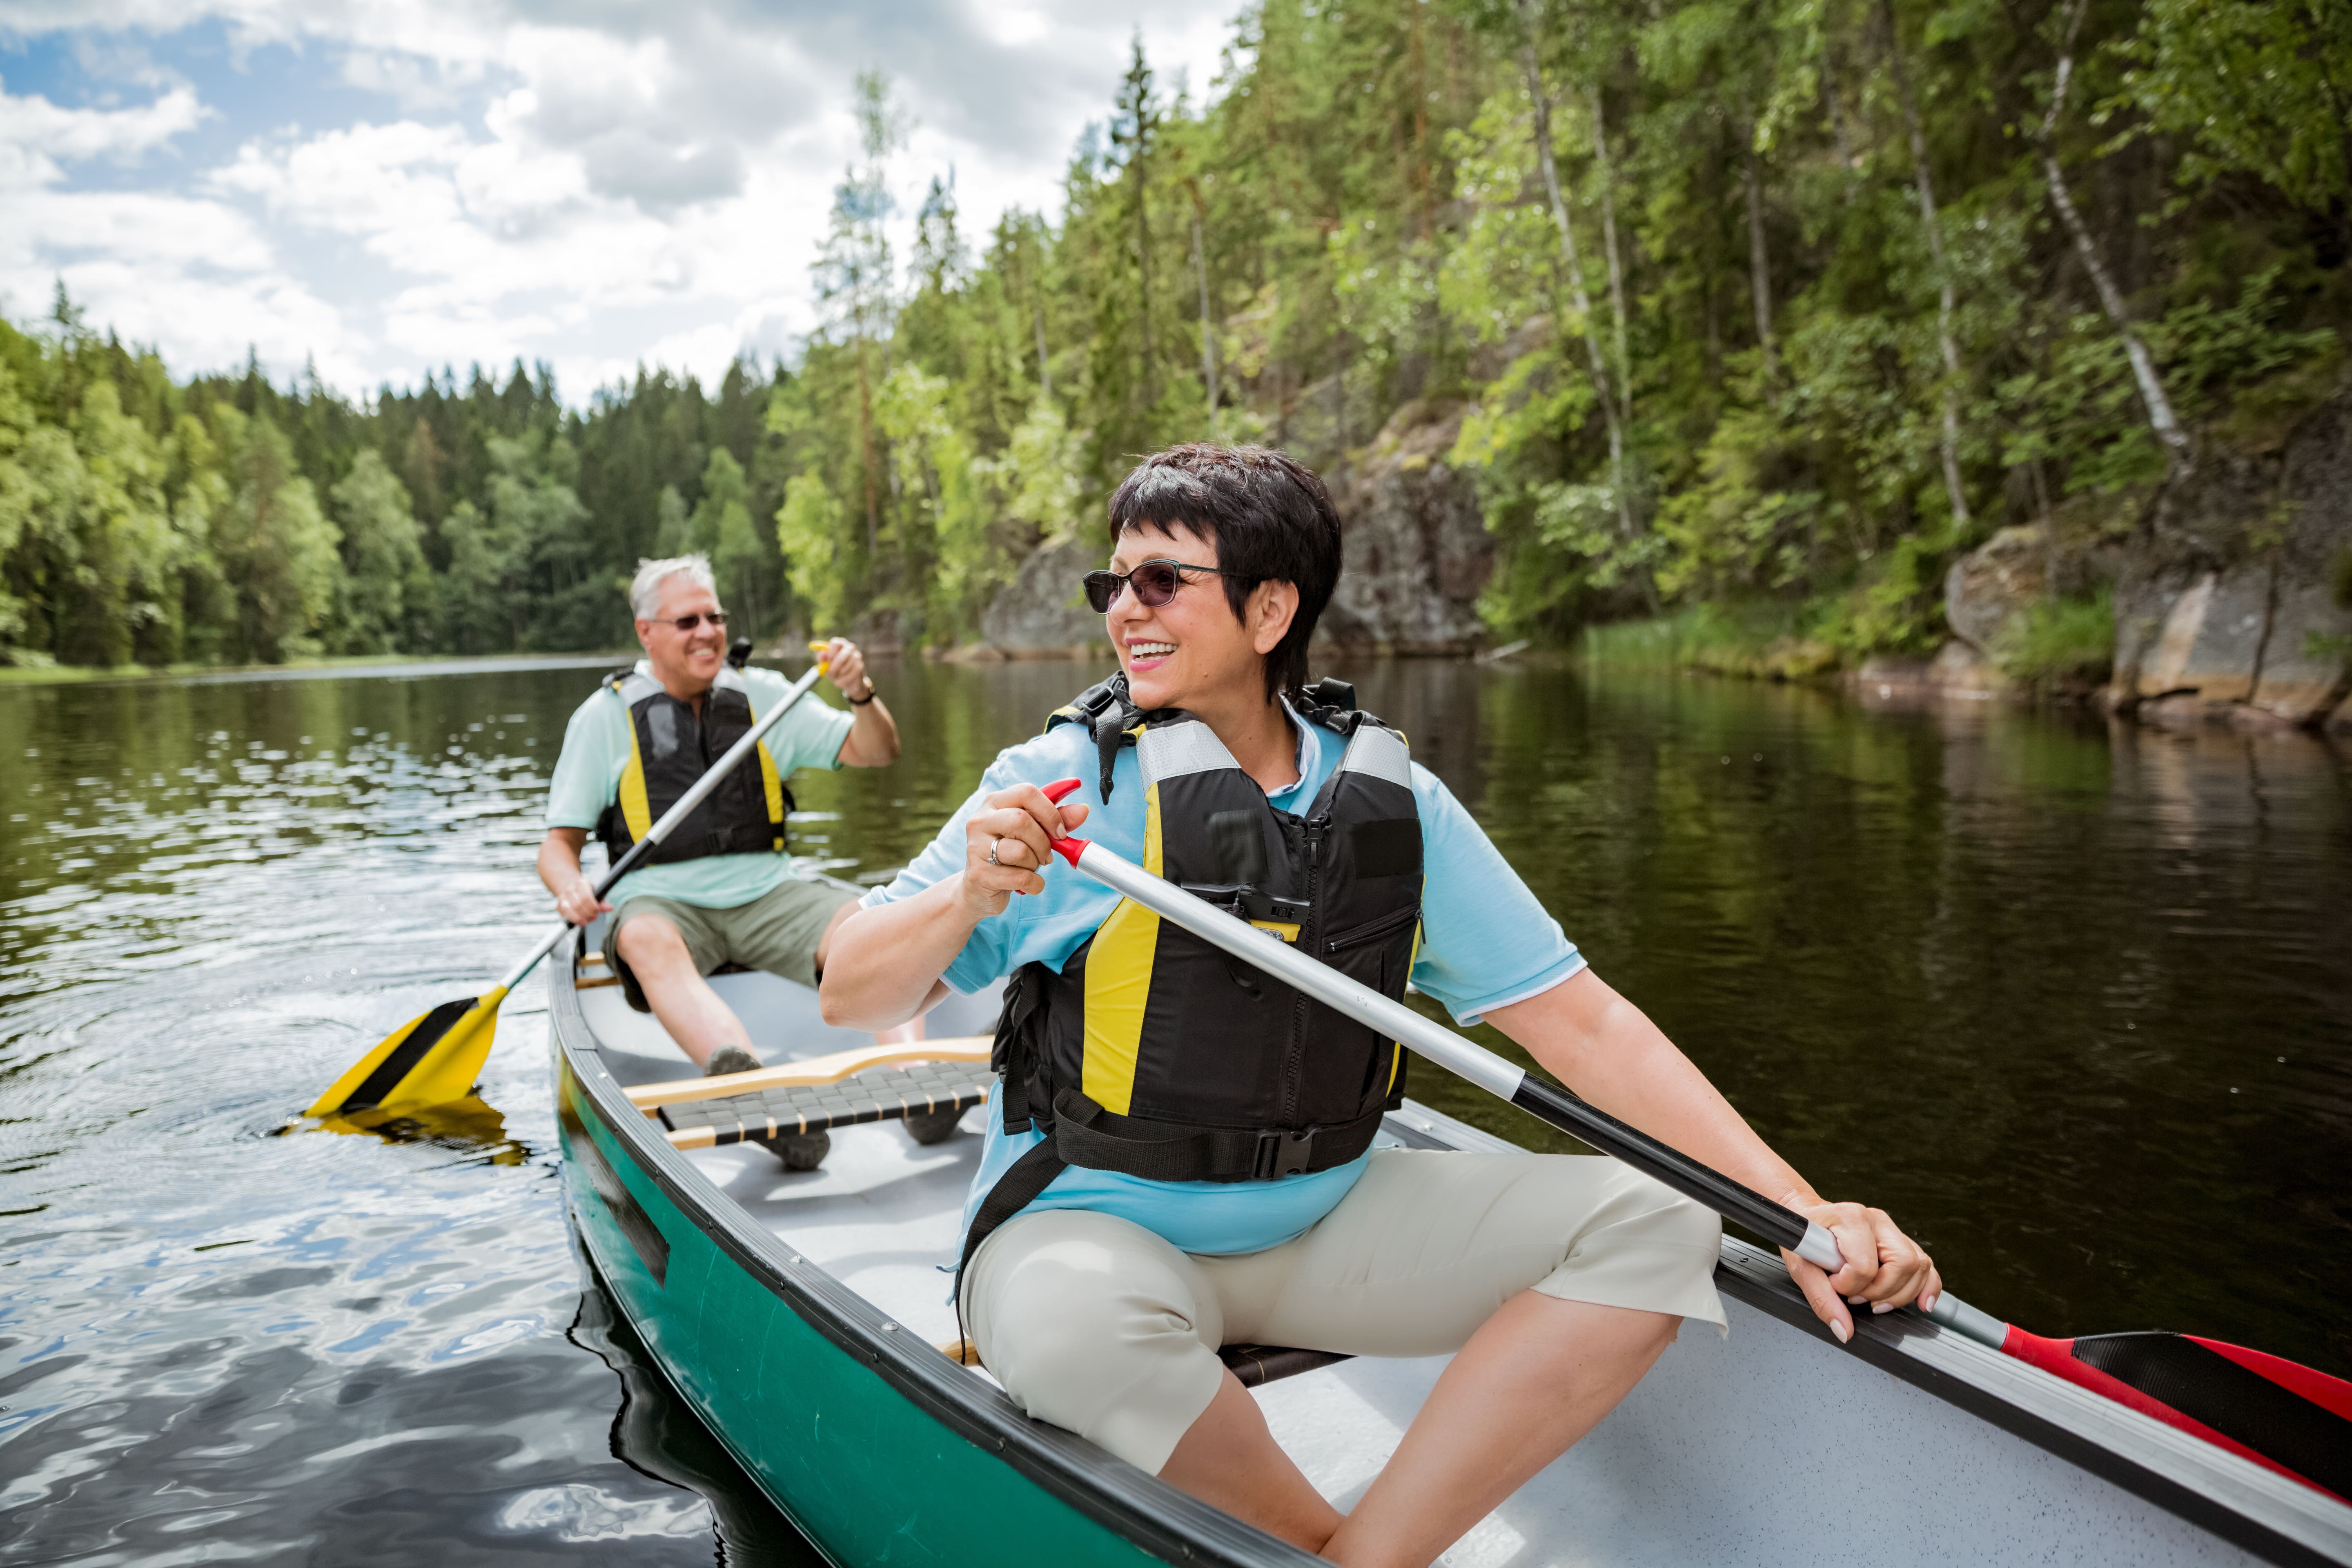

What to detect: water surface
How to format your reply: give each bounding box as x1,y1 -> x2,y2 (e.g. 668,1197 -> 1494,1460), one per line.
2,655 -> 2346,1561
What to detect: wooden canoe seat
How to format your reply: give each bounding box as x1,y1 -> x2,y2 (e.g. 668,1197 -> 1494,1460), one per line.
630,1040 -> 993,1149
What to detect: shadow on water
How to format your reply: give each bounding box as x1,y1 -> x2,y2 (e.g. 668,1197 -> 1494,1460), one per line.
1,653 -> 2346,1564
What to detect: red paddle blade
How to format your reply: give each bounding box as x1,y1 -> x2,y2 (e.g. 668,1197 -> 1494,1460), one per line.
2003,1328 -> 2352,1501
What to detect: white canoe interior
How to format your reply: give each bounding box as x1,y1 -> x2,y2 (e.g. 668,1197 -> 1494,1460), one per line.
572,949 -> 2340,1567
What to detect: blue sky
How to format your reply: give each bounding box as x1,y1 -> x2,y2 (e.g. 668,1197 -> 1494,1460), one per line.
0,0 -> 1232,401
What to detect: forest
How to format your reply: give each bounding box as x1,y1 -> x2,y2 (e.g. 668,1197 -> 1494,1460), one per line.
1,0 -> 2344,669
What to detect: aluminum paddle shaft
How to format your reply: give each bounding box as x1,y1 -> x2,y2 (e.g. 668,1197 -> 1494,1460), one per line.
1036,784 -> 1847,1274
490,657 -> 831,993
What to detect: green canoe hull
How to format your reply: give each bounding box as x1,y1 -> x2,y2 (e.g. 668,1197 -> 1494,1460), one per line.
550,1015 -> 1304,1567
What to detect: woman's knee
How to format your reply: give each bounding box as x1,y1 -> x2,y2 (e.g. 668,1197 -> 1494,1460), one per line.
967,1215 -> 1221,1426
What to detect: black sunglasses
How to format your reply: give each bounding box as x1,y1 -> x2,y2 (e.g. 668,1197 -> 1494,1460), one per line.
1082,559 -> 1247,614
657,611 -> 728,631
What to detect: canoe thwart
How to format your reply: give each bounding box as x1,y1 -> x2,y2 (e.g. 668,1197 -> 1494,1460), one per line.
932,1336 -> 1353,1390
659,1057 -> 993,1149
1218,1343 -> 1355,1389
626,1038 -> 994,1114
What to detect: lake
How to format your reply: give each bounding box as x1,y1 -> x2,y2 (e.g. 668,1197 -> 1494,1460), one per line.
3,654 -> 2346,1561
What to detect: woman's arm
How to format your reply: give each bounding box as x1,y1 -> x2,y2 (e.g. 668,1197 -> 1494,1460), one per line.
1484,969 -> 1941,1342
819,783 -> 1087,1030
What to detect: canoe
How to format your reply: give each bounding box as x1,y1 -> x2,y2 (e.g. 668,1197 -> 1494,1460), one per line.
550,923 -> 2352,1567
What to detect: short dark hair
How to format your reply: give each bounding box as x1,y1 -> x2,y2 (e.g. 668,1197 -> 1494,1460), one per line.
1106,444 -> 1342,704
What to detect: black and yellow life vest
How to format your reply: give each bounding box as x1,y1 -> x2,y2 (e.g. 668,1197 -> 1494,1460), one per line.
975,673 -> 1422,1241
592,664 -> 793,868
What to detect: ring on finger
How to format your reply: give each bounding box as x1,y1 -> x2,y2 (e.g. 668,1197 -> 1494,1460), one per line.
986,837 -> 1001,866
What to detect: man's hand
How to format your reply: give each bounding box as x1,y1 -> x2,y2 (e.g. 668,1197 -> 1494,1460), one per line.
555,876 -> 613,928
822,638 -> 874,703
1777,1190 -> 1941,1344
959,784 -> 1089,918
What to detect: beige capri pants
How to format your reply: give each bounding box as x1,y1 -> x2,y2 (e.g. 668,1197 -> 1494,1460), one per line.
961,1149 -> 1726,1475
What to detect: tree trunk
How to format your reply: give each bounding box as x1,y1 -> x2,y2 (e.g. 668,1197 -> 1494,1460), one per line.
1587,84 -> 1633,428
1135,164 -> 1156,413
1739,88 -> 1780,392
2037,0 -> 2191,474
1821,41 -> 1859,197
1192,206 -> 1219,440
1880,0 -> 1972,527
1515,0 -> 1636,540
1035,297 -> 1053,401
856,338 -> 880,569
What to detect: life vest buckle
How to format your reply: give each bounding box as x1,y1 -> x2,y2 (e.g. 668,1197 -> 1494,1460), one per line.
1254,1128 -> 1317,1179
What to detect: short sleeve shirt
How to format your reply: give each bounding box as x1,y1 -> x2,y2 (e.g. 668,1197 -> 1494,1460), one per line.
544,660 -> 857,910
862,703 -> 1586,1258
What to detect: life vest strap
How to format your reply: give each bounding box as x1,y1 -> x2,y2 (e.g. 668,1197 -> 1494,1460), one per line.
1047,1088 -> 1388,1183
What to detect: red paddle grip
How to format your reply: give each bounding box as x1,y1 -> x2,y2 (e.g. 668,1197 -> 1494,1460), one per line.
1041,777 -> 1087,866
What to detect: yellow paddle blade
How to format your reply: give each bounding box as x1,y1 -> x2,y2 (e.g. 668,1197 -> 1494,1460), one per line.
306,984 -> 510,1118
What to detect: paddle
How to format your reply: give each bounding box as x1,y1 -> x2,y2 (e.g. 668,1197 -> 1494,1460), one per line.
306,651 -> 833,1120
1030,778 -> 2352,1499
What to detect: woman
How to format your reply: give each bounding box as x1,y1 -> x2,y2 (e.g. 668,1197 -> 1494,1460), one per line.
821,445 -> 1938,1568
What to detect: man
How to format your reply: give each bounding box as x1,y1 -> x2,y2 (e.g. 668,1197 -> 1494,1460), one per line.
539,554 -> 899,1095
820,446 -> 1936,1567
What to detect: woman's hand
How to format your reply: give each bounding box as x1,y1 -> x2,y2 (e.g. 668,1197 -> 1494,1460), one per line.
1778,1190 -> 1942,1344
959,784 -> 1089,919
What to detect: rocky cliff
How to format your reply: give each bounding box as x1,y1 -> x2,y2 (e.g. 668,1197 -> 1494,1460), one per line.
2110,382 -> 2352,729
1315,399 -> 1492,654
973,535 -> 1109,657
971,406 -> 1497,657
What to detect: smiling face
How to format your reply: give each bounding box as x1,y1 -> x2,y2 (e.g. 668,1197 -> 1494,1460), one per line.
635,571 -> 726,697
1105,523 -> 1293,714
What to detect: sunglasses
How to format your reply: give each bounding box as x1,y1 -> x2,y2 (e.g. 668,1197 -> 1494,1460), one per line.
656,611 -> 728,632
1082,559 -> 1247,614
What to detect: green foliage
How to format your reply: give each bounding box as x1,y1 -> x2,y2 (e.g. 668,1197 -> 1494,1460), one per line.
3,0 -> 2345,672
330,450 -> 429,655
776,469 -> 849,635
1994,590 -> 2116,688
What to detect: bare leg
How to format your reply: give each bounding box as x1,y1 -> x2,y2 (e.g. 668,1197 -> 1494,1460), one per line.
615,915 -> 751,1069
816,901 -> 924,1046
1321,1292 -> 1679,1568
1160,1371 -> 1341,1553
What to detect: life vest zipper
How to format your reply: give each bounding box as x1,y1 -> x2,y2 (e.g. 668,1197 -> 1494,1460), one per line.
1282,820 -> 1322,1129
1321,903 -> 1421,955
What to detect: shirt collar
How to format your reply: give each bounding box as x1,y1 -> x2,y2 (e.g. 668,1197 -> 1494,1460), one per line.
1266,696 -> 1315,806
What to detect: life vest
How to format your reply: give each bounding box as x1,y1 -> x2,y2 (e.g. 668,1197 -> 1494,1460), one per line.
959,675 -> 1424,1294
592,664 -> 793,868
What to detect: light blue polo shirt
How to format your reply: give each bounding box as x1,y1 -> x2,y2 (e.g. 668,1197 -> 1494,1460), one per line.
862,703 -> 1586,1258
545,660 -> 855,909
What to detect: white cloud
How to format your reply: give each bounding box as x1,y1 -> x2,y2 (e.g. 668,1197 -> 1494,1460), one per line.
0,0 -> 1236,396
0,76 -> 205,184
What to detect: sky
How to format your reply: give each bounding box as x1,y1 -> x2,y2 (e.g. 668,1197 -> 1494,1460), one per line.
0,0 -> 1236,403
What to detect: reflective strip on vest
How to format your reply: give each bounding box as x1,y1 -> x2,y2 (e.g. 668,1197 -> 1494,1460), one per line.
1081,780 -> 1165,1116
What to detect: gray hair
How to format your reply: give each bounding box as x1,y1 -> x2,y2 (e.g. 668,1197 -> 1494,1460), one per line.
628,554 -> 717,619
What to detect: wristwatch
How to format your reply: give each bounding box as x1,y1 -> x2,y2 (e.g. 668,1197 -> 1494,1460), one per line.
848,682 -> 878,706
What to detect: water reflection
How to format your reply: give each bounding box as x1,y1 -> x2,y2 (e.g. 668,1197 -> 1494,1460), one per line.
2,655 -> 2346,1565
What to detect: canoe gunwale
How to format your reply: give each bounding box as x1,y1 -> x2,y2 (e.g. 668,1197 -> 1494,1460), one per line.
554,958 -> 2352,1568
549,942 -> 1327,1568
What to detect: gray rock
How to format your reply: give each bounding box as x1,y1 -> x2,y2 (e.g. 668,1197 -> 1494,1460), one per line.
1317,400 -> 1493,654
978,536 -> 1108,656
1944,526 -> 2049,656
2110,379 -> 2352,726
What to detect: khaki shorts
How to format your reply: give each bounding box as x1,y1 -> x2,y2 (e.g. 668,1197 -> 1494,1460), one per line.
604,877 -> 860,1006
961,1149 -> 1725,1476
